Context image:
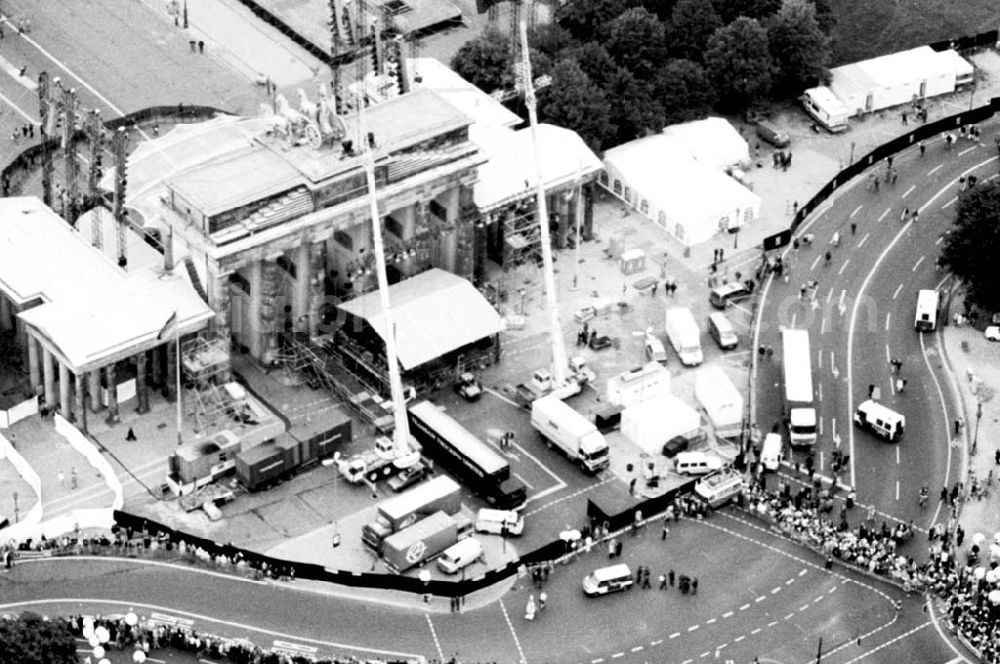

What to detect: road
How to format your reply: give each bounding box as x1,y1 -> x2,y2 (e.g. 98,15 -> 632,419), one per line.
2,508 -> 970,664
755,126 -> 999,539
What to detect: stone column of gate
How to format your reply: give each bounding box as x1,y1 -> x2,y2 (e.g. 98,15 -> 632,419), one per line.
27,335 -> 41,395
259,259 -> 280,366
74,371 -> 88,432
163,340 -> 177,401
414,200 -> 431,268
293,243 -> 311,334
135,352 -> 150,414
59,362 -> 72,419
210,271 -> 232,381
439,189 -> 460,273
105,363 -> 120,425
307,241 -> 326,336
0,294 -> 10,330
43,348 -> 56,411
88,370 -> 102,413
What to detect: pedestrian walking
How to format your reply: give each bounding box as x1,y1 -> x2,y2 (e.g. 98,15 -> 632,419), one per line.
919,141 -> 926,157
70,467 -> 78,489
642,572 -> 651,589
824,250 -> 832,265
198,40 -> 205,53
911,209 -> 918,224
900,207 -> 909,223
525,595 -> 536,621
539,592 -> 547,610
691,577 -> 698,594
651,282 -> 658,297
868,383 -> 875,398
668,569 -> 675,587
126,426 -> 137,441
955,418 -> 962,435
901,110 -> 908,125
850,222 -> 857,235
866,504 -> 876,524
995,448 -> 999,465
659,574 -> 667,590
662,517 -> 669,540
896,378 -> 905,393
940,486 -> 949,502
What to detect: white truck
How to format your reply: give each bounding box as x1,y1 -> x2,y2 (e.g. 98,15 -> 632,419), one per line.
800,86 -> 849,133
665,307 -> 703,367
780,329 -> 817,447
695,366 -> 744,439
530,395 -> 610,473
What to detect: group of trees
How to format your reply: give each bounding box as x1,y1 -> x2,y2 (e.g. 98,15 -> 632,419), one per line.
452,0 -> 834,152
940,180 -> 1000,313
0,612 -> 79,664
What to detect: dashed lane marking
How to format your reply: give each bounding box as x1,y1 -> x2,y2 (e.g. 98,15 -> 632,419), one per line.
722,611 -> 733,618
838,258 -> 850,275
850,205 -> 863,218
611,653 -> 624,659
524,476 -> 612,515
814,596 -> 824,603
892,283 -> 903,299
877,208 -> 891,222
799,569 -> 808,576
498,600 -> 528,664
592,659 -> 604,663
669,632 -> 681,639
424,615 -> 444,661
835,621 -> 932,664
740,604 -> 750,611
928,164 -> 943,175
734,636 -> 745,643
706,618 -> 716,624
958,145 -> 977,156
754,596 -> 766,603
630,646 -> 643,653
751,628 -> 762,635
771,587 -> 781,594
784,613 -> 795,620
700,651 -> 710,658
912,256 -> 925,271
650,639 -> 663,646
785,579 -> 794,585
942,196 -> 958,209
800,605 -> 810,611
767,621 -> 778,628
688,625 -> 699,632
857,232 -> 870,248
901,184 -> 915,198
810,254 -> 821,271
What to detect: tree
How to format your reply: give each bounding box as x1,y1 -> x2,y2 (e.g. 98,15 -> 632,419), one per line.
605,7 -> 669,81
638,0 -> 679,22
538,59 -> 614,153
766,0 -> 831,95
0,612 -> 79,664
450,28 -> 512,94
712,0 -> 781,23
528,23 -> 577,58
811,0 -> 836,35
557,0 -> 636,42
562,42 -> 620,91
655,58 -> 717,124
606,68 -> 665,144
704,17 -> 775,111
667,0 -> 722,62
940,181 -> 1000,312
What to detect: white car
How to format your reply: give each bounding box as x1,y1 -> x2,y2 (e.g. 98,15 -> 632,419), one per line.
985,326 -> 1000,342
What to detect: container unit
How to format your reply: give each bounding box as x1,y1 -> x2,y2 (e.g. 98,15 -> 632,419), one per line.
530,396 -> 611,473
621,395 -> 701,456
605,362 -> 671,408
694,367 -> 744,439
169,430 -> 242,485
362,475 -> 462,551
381,511 -> 459,574
235,442 -> 289,492
276,433 -> 300,470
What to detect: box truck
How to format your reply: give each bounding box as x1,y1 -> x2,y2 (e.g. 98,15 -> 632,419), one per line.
361,475 -> 462,551
781,329 -> 817,446
665,307 -> 703,366
408,401 -> 526,509
694,367 -> 744,439
381,511 -> 462,574
531,396 -> 610,473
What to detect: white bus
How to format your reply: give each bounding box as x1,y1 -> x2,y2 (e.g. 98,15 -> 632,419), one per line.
780,329 -> 817,447
914,289 -> 939,332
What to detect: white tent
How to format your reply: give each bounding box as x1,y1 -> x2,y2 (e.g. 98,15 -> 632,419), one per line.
602,135 -> 761,246
695,366 -> 744,438
621,394 -> 701,456
661,117 -> 749,171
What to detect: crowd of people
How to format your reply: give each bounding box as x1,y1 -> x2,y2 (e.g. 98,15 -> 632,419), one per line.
741,477 -> 1000,663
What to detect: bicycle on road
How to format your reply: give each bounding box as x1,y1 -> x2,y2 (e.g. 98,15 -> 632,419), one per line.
918,485 -> 929,509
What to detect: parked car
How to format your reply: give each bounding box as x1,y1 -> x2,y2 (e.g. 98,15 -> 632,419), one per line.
755,120 -> 791,148
589,334 -> 613,351
454,372 -> 483,401
985,326 -> 1000,342
661,436 -> 689,458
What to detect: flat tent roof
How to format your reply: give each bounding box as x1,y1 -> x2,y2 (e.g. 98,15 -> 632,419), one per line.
336,268 -> 502,370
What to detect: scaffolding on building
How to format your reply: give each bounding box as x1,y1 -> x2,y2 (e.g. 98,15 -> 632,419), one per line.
501,204 -> 542,268
180,334 -> 241,432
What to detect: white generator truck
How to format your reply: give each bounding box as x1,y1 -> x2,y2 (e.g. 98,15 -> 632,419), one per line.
531,395 -> 610,473
780,329 -> 817,447
665,307 -> 703,367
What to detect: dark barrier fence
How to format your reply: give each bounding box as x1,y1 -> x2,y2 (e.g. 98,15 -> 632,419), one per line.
1,105 -> 230,197
787,95 -> 1000,236
586,479 -> 697,532
930,29 -> 999,53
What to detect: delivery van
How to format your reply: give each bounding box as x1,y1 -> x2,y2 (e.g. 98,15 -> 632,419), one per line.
583,563 -> 634,596
436,537 -> 484,574
853,400 -> 905,442
708,312 -> 739,350
674,451 -> 723,476
475,508 -> 524,537
710,282 -> 751,309
760,433 -> 783,471
694,468 -> 745,508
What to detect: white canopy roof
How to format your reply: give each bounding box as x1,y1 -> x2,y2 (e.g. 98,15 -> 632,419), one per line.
472,123 -> 603,210
831,46 -> 957,102
604,134 -> 760,236
409,57 -> 522,129
661,117 -> 749,170
336,268 -> 502,370
0,197 -> 213,372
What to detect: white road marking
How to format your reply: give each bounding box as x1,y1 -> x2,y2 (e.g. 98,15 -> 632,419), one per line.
768,621 -> 779,628
838,290 -> 846,310
0,89 -> 36,122
818,382 -> 823,400
770,587 -> 781,594
810,254 -> 821,271
273,641 -> 318,655
785,579 -> 794,585
936,234 -> 945,245
754,595 -> 766,603
959,145 -> 977,156
513,473 -> 534,490
885,345 -> 891,363
821,316 -> 827,335
850,205 -> 863,219
829,351 -> 836,372
896,447 -> 900,464
814,596 -> 824,603
751,628 -> 762,635
885,312 -> 891,331
799,605 -> 810,611
498,600 -> 528,664
857,232 -> 870,248
688,625 -> 700,632
818,349 -> 823,368
669,632 -> 681,639
942,196 -> 958,209
912,256 -> 925,271
791,312 -> 797,328
734,636 -> 745,643
896,481 -> 900,501
592,659 -> 604,663
892,283 -> 903,299
722,611 -> 733,618
706,618 -> 716,624
739,604 -> 750,611
611,653 -> 624,659
928,164 -> 943,175
901,184 -> 915,198
826,288 -> 834,303
877,208 -> 890,222
799,569 -> 808,576
838,259 -> 850,275
650,639 -> 663,646
425,615 -> 444,661
630,646 -> 643,652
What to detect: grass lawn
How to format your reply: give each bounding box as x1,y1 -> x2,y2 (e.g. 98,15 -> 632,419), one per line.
829,0 -> 1000,65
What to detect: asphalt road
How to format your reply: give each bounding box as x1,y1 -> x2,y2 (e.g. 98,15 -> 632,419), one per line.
755,125 -> 1000,538
2,509 -> 970,664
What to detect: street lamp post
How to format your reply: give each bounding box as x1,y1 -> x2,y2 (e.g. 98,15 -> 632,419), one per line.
12,491 -> 18,523
183,0 -> 188,29
973,399 -> 983,455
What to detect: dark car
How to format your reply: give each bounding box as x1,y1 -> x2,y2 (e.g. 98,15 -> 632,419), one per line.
454,372 -> 483,401
661,436 -> 690,458
588,334 -> 613,351
387,462 -> 431,492
755,120 -> 791,148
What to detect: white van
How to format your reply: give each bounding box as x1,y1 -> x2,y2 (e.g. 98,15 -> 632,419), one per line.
644,335 -> 668,363
760,433 -> 783,471
436,537 -> 484,574
582,563 -> 634,596
914,289 -> 939,332
708,313 -> 739,350
475,508 -> 524,537
665,307 -> 703,367
674,451 -> 724,476
694,468 -> 745,508
853,400 -> 905,442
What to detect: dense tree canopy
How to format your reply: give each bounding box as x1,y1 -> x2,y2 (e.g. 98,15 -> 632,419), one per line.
606,68 -> 665,144
655,58 -> 718,124
557,0 -> 636,42
527,23 -> 577,58
538,59 -> 614,153
940,181 -> 1000,312
712,0 -> 781,23
0,613 -> 79,664
667,0 -> 722,62
605,7 -> 669,80
704,17 -> 776,111
766,0 -> 831,95
449,29 -> 512,93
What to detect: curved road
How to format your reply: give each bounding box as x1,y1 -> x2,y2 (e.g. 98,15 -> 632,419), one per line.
756,124 -> 999,537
